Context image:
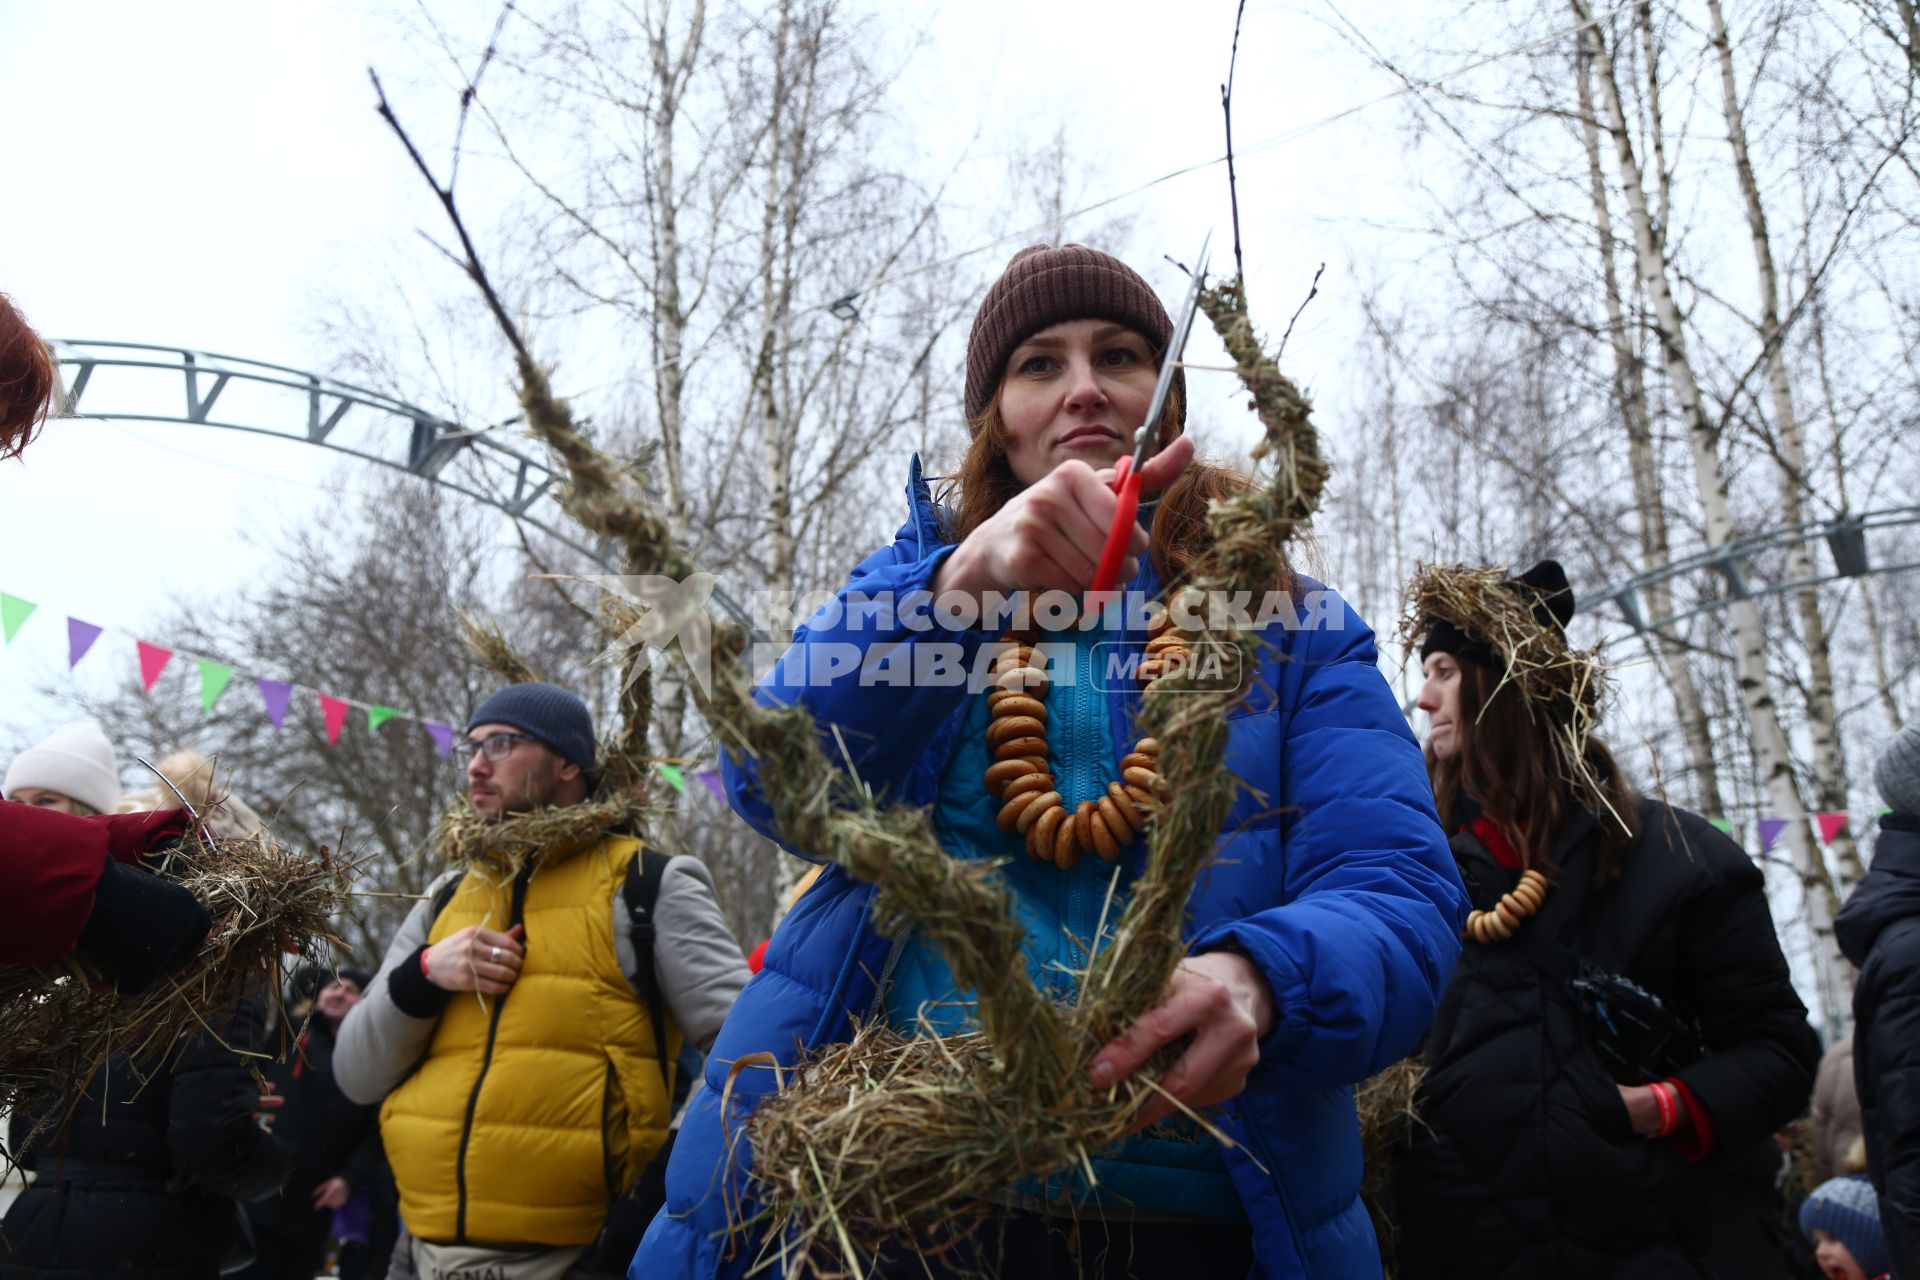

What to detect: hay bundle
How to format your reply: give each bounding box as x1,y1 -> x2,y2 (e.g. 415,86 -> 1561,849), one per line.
1399,563 -> 1616,827
0,827 -> 347,1119
1355,1058 -> 1427,1279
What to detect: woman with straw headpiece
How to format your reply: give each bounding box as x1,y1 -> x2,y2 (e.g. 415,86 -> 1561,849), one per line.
633,244 -> 1469,1278
1395,559 -> 1820,1279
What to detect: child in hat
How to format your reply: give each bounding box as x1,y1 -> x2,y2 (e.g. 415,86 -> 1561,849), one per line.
1802,1174 -> 1894,1280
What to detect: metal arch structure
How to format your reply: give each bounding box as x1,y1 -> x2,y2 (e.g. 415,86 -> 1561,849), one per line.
50,339 -> 760,634
1584,506 -> 1920,637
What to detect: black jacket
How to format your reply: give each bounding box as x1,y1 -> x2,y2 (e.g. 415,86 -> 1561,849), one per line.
0,1005 -> 291,1280
1836,811 -> 1920,1277
1397,799 -> 1820,1279
246,1015 -> 379,1264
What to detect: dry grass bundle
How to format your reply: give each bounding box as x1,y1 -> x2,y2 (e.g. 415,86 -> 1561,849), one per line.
1355,1058 -> 1427,1279
1399,563 -> 1618,829
0,827 -> 347,1122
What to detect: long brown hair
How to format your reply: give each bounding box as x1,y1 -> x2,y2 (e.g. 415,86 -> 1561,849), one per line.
0,294 -> 55,461
939,382 -> 1289,593
1430,661 -> 1639,886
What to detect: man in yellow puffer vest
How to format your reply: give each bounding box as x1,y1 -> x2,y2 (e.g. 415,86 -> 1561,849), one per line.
335,684 -> 747,1280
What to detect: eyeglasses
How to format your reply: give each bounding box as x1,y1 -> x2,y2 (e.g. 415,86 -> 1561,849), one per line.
457,732 -> 540,766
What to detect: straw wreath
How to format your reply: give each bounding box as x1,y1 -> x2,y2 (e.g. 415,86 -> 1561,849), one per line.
1398,562 -> 1617,831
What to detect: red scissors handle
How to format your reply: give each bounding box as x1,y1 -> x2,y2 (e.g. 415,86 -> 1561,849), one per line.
1089,455 -> 1142,594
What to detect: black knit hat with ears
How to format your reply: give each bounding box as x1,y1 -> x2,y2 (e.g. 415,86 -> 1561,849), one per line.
1421,559 -> 1576,669
964,244 -> 1184,429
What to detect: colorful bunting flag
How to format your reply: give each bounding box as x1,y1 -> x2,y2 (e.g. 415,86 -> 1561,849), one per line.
423,722 -> 455,757
1,592 -> 36,643
697,769 -> 725,802
1816,812 -> 1849,844
367,706 -> 403,733
1758,817 -> 1789,854
318,695 -> 350,745
657,763 -> 687,795
197,659 -> 232,711
1708,818 -> 1733,837
136,641 -> 173,692
258,678 -> 293,729
67,617 -> 102,668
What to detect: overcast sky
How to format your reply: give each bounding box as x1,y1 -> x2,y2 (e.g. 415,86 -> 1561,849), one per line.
0,0 -> 1433,755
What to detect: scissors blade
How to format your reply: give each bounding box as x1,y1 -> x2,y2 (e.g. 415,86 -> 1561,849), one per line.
135,755 -> 218,852
1128,231 -> 1214,470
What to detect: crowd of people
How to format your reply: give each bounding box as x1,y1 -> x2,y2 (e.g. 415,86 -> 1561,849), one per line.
1,245 -> 1917,1280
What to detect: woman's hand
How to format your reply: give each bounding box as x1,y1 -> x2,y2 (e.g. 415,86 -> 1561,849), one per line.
934,436 -> 1196,603
1618,1082 -> 1690,1137
423,923 -> 525,995
1087,949 -> 1275,1132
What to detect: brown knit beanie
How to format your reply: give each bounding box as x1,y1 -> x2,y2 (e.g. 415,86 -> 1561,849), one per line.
964,244 -> 1183,430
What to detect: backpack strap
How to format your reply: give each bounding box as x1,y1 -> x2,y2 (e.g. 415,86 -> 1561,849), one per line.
427,869 -> 465,928
621,847 -> 675,1092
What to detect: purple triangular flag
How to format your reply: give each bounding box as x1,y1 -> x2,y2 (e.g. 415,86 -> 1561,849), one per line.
67,617 -> 103,669
258,677 -> 293,729
423,722 -> 455,757
1757,817 -> 1789,854
697,769 -> 725,802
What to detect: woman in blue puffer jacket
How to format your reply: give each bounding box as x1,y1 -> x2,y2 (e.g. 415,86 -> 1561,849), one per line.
632,244 -> 1469,1279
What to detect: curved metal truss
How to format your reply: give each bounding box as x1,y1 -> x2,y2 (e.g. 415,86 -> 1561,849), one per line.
51,340 -> 759,633
1585,505 -> 1920,635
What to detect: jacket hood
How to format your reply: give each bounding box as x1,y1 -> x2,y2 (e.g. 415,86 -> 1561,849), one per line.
1836,817 -> 1920,966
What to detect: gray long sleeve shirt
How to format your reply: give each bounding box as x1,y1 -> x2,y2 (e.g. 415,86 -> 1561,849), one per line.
335,852 -> 746,1106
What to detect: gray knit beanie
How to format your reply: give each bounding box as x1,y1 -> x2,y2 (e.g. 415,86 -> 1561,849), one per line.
467,683 -> 597,772
964,244 -> 1183,429
1875,722 -> 1920,817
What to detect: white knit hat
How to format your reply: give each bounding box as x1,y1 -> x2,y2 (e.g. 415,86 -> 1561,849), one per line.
4,721 -> 122,814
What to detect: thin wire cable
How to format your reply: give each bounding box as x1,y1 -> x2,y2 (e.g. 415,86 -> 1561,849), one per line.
792,0 -> 1645,319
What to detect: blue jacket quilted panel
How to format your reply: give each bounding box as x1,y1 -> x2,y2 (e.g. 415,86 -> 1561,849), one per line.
631,457 -> 1468,1279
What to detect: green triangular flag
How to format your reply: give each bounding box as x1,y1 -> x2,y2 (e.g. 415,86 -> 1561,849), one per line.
368,706 -> 403,732
1881,806 -> 1895,817
197,659 -> 232,711
657,763 -> 687,794
1708,818 -> 1733,836
1,593 -> 36,643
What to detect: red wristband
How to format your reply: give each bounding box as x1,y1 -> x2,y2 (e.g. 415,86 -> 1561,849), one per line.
1651,1082 -> 1677,1138
419,948 -> 433,981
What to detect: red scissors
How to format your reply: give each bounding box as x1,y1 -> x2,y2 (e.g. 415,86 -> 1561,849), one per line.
1088,232 -> 1212,594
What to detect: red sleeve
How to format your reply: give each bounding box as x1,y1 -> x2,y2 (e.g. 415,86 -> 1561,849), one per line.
747,938 -> 769,974
1668,1075 -> 1717,1162
0,799 -> 111,965
0,803 -> 190,966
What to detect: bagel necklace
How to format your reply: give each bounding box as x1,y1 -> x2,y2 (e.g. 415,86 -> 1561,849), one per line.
1465,868 -> 1549,944
982,611 -> 1193,870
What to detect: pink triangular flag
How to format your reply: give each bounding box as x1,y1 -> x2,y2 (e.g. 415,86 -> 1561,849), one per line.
67,618 -> 103,669
318,694 -> 350,745
1757,817 -> 1789,854
697,769 -> 725,802
1816,812 -> 1849,845
136,641 -> 173,692
423,722 -> 455,757
258,678 -> 293,729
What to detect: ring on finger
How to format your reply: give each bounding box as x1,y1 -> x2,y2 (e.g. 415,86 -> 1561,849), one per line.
490,945 -> 502,964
